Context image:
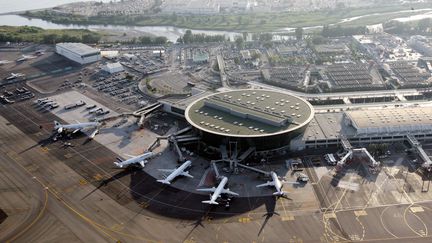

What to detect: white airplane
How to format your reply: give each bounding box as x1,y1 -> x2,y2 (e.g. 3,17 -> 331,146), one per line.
157,160 -> 193,184
16,55 -> 37,62
256,171 -> 299,196
53,120 -> 100,139
114,152 -> 154,168
5,73 -> 25,80
197,176 -> 238,205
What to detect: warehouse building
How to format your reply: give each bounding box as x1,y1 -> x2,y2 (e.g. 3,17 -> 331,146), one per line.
103,62 -> 124,74
56,43 -> 101,64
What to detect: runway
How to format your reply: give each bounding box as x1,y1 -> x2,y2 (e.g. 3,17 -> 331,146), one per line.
3,101 -> 432,242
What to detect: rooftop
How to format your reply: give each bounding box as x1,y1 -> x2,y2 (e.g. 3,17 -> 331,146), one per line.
56,43 -> 100,56
185,90 -> 314,137
346,107 -> 432,130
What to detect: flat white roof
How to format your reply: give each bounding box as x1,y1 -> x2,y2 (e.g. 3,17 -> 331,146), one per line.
57,43 -> 100,56
346,107 -> 432,129
105,62 -> 123,69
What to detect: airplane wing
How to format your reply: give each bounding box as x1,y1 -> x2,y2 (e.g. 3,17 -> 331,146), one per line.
181,171 -> 193,178
124,154 -> 136,158
196,187 -> 216,193
158,169 -> 175,173
282,181 -> 300,185
222,189 -> 239,196
75,120 -> 81,124
72,129 -> 81,134
256,181 -> 275,188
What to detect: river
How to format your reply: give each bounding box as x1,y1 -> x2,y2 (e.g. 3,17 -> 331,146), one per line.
0,14 -> 242,42
1,7 -> 432,43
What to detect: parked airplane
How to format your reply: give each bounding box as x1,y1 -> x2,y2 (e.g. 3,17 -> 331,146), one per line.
114,152 -> 154,168
157,160 -> 193,184
5,73 -> 25,80
197,176 -> 238,205
16,55 -> 37,62
53,120 -> 99,139
256,171 -> 299,196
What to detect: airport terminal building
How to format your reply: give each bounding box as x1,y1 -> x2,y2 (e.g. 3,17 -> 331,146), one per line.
161,89 -> 432,155
292,106 -> 432,151
56,43 -> 101,64
184,90 -> 314,151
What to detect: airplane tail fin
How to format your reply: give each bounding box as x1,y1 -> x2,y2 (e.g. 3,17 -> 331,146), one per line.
202,200 -> 218,205
156,179 -> 171,185
89,129 -> 99,139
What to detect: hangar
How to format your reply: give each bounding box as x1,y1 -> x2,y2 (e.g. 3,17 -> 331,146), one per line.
56,42 -> 101,64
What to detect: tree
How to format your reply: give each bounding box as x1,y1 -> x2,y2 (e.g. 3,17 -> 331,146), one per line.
42,33 -> 58,44
235,36 -> 244,49
234,57 -> 240,65
295,27 -> 303,41
154,36 -> 167,44
139,36 -> 152,44
242,32 -> 248,41
82,33 -> 100,43
183,30 -> 193,44
259,33 -> 273,42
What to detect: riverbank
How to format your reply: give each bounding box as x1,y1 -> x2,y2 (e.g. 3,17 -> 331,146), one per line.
0,25 -> 102,43
21,4 -> 432,32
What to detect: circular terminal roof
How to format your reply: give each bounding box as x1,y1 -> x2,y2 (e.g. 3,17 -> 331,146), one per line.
185,89 -> 314,138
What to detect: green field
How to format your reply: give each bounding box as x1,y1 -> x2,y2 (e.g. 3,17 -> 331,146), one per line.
23,4 -> 431,32
0,26 -> 102,43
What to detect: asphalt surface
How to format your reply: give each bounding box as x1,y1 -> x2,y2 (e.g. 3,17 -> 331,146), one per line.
3,100 -> 432,242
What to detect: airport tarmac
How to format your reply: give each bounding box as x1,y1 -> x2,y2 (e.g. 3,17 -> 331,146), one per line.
5,95 -> 432,242
46,90 -> 167,156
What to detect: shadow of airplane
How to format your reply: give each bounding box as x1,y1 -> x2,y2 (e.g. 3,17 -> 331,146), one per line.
182,208 -> 213,242
258,197 -> 280,236
18,134 -> 57,154
80,168 -> 136,201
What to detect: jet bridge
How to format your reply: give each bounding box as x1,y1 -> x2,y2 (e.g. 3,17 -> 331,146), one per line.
215,145 -> 267,175
336,135 -> 379,170
133,103 -> 162,128
407,135 -> 432,169
162,126 -> 200,162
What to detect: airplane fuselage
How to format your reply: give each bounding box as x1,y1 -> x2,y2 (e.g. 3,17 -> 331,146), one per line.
61,122 -> 98,131
114,152 -> 154,168
210,177 -> 228,203
271,171 -> 283,193
165,160 -> 192,182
